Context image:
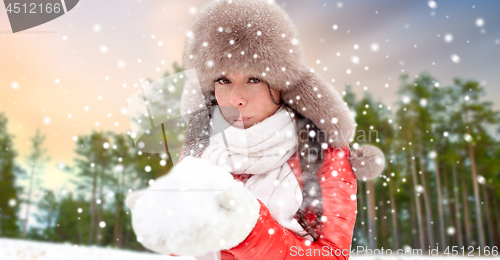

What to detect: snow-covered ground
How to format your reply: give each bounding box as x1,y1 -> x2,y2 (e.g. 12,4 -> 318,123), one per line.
0,238 -> 196,260
1,238 -> 498,259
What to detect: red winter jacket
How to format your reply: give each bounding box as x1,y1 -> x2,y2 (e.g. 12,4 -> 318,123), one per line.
175,146 -> 357,259
221,146 -> 357,260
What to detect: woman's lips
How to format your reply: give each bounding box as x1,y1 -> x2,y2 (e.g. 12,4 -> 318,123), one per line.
231,117 -> 251,124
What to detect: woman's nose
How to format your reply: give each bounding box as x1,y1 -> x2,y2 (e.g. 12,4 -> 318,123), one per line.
229,83 -> 247,107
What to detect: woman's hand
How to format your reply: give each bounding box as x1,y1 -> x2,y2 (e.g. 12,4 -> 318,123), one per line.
125,156 -> 260,257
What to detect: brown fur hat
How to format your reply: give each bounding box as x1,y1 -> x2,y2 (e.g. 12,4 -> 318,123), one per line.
180,0 -> 384,179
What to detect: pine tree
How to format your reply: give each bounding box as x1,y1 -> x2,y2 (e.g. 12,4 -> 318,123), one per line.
454,78 -> 500,247
22,128 -> 50,238
0,113 -> 22,237
35,189 -> 58,240
72,131 -> 110,245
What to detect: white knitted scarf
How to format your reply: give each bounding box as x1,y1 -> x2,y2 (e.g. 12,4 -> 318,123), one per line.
200,105 -> 307,236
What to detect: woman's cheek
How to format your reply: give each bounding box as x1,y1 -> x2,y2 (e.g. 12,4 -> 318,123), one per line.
214,89 -> 229,106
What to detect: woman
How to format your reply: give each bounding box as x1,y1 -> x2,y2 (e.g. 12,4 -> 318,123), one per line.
126,0 -> 385,259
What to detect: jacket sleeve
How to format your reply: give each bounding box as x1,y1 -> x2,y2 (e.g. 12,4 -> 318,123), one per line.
228,147 -> 357,259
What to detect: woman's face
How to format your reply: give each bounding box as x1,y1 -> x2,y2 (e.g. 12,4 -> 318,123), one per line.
214,71 -> 281,129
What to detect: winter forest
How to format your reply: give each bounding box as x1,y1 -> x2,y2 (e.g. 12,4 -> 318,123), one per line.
1,62 -> 500,256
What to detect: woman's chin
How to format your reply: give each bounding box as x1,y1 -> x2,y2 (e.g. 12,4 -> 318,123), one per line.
231,121 -> 245,129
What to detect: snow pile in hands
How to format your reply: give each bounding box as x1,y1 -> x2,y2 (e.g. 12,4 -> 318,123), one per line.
126,156 -> 260,256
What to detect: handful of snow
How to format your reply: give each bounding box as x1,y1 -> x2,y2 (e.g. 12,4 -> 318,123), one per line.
126,156 -> 260,256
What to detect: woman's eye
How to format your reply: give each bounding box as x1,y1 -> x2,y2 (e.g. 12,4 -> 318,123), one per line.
216,78 -> 230,84
249,78 -> 260,83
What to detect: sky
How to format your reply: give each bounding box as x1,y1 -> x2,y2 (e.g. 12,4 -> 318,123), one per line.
1,0 -> 500,204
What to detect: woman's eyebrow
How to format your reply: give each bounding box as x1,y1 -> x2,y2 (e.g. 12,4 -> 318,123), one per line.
214,76 -> 229,81
214,75 -> 263,81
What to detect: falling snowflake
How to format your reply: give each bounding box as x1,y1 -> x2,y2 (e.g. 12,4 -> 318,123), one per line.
428,0 -> 437,9
120,107 -> 128,115
93,24 -> 101,33
99,45 -> 109,54
370,43 -> 379,52
103,142 -> 110,149
8,199 -> 16,207
114,164 -> 124,172
447,226 -> 456,235
189,6 -> 197,15
43,116 -> 51,125
451,54 -> 460,63
145,166 -> 152,173
11,81 -> 19,90
444,33 -> 453,43
351,56 -> 360,64
58,163 -> 65,169
477,175 -> 485,184
117,60 -> 126,68
475,18 -> 484,27
99,221 -> 106,228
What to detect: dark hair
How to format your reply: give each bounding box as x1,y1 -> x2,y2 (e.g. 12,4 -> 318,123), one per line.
180,91 -> 325,241
292,111 -> 325,241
